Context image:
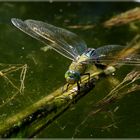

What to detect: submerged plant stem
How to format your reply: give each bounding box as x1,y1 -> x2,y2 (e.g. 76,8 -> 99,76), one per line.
0,68 -> 103,138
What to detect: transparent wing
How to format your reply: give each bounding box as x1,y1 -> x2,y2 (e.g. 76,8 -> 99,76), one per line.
11,18 -> 63,57
25,20 -> 87,60
93,45 -> 140,66
11,18 -> 48,44
12,18 -> 85,60
82,45 -> 140,66
25,19 -> 87,56
91,45 -> 126,61
23,19 -> 87,60
96,54 -> 140,66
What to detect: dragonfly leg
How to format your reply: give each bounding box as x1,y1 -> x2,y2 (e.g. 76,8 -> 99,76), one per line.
95,63 -> 107,69
81,73 -> 90,83
79,77 -> 82,84
62,83 -> 70,93
77,81 -> 80,91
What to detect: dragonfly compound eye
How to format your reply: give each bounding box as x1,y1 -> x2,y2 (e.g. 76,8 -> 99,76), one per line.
65,70 -> 80,84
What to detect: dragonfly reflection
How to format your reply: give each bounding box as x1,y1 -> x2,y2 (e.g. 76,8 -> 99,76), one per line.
11,18 -> 140,91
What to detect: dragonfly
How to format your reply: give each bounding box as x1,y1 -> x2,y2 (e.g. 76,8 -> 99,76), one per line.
11,18 -> 140,91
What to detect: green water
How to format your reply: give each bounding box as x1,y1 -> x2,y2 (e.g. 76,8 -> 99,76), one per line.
0,2 -> 140,138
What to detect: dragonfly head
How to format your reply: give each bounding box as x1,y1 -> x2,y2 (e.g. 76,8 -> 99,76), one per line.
65,70 -> 80,84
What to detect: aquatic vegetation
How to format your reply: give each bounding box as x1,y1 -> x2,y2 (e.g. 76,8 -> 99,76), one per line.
103,7 -> 140,27
0,63 -> 27,108
72,69 -> 140,137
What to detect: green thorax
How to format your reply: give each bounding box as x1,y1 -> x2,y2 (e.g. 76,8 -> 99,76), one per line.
68,55 -> 89,75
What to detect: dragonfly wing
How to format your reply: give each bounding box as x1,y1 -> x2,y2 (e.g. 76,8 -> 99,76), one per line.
12,18 -> 86,60
81,45 -> 140,66
24,19 -> 87,60
11,18 -> 47,43
91,45 -> 126,60
91,45 -> 138,65
80,45 -> 126,64
95,54 -> 140,66
12,18 -> 75,60
12,18 -> 67,58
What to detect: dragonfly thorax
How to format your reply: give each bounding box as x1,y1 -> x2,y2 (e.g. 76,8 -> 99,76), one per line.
82,48 -> 95,58
76,48 -> 96,64
65,70 -> 80,84
65,49 -> 96,84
